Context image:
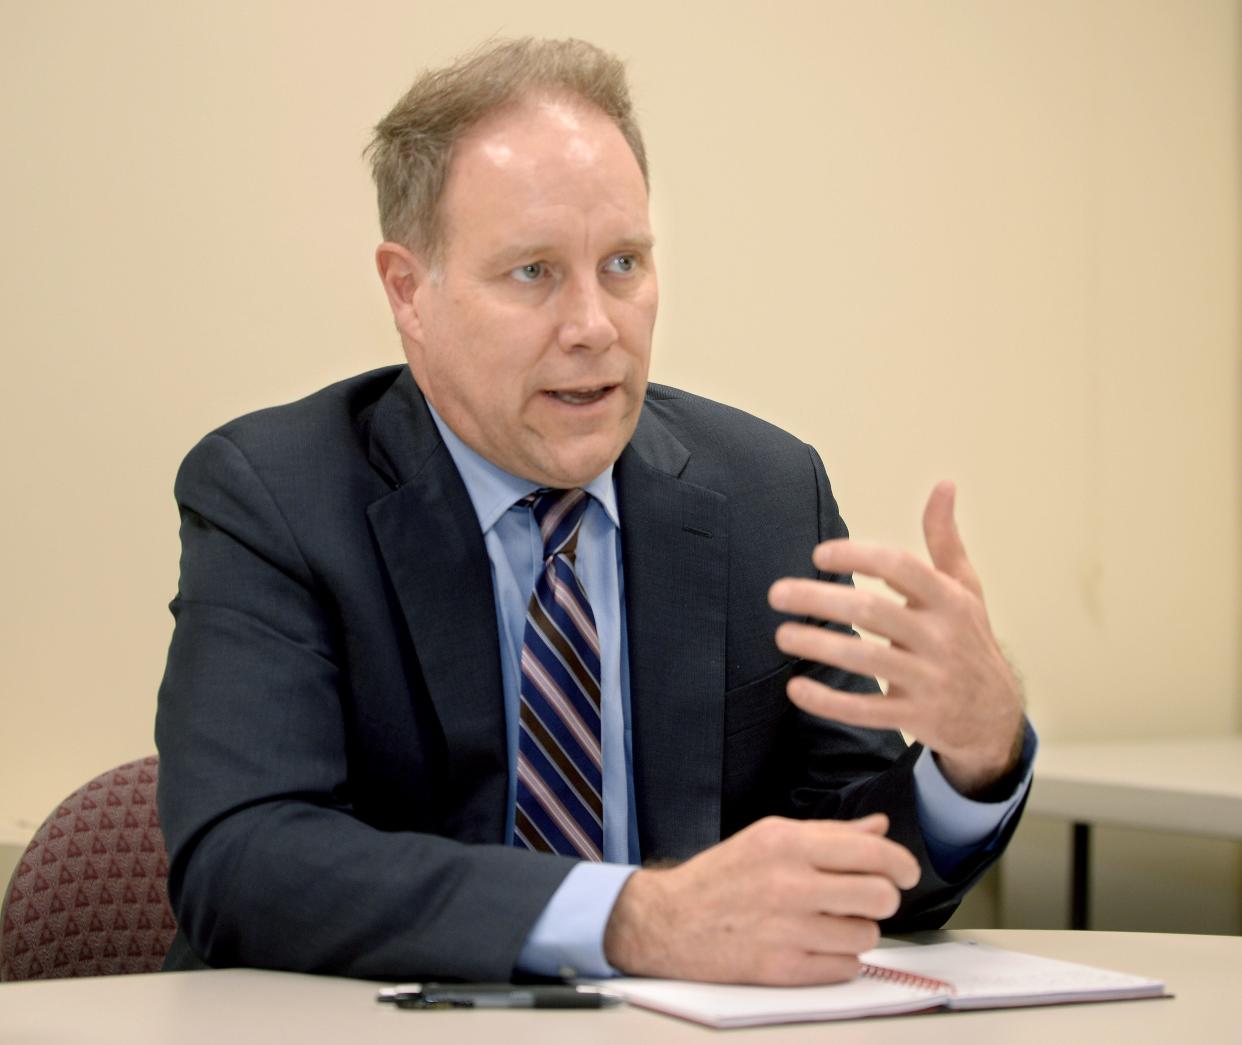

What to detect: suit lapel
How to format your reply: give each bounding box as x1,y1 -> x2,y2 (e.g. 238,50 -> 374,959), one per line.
364,370 -> 507,843
616,406 -> 729,861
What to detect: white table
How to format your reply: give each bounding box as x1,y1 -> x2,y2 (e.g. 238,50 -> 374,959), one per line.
1026,736 -> 1242,928
1,930 -> 1236,1043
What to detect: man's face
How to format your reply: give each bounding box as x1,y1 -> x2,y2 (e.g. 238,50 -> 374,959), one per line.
399,95 -> 657,488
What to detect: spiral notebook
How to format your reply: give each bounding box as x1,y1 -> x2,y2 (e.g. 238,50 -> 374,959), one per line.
606,942 -> 1167,1028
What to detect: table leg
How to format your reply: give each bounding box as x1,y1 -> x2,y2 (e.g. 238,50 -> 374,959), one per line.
1070,821 -> 1091,930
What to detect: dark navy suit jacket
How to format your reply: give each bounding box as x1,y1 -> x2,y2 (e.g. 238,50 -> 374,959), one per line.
156,365 -> 1016,980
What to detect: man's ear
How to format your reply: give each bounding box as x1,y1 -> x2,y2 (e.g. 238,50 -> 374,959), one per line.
375,241 -> 432,341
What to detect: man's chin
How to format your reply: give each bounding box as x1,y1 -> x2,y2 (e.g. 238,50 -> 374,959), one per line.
526,439 -> 627,489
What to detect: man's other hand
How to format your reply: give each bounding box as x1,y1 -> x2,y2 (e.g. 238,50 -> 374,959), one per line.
768,480 -> 1025,797
602,814 -> 919,984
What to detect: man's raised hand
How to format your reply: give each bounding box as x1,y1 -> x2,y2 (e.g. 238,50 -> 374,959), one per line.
768,481 -> 1024,797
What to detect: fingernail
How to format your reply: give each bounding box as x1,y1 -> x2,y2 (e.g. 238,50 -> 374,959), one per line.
768,581 -> 790,609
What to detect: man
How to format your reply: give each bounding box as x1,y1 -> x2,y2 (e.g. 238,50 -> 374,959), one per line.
156,38 -> 1033,986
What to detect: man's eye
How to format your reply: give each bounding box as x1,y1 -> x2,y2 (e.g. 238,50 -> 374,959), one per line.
511,262 -> 546,283
604,254 -> 637,274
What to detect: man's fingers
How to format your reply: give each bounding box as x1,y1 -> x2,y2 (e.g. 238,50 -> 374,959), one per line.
786,675 -> 914,735
811,876 -> 903,921
797,915 -> 882,957
810,541 -> 943,606
848,812 -> 890,836
747,815 -> 920,890
789,821 -> 921,890
768,579 -> 923,649
747,951 -> 862,988
775,623 -> 931,688
922,480 -> 984,599
805,482 -> 987,607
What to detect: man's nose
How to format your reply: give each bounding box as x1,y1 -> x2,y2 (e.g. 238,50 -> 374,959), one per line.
557,275 -> 618,353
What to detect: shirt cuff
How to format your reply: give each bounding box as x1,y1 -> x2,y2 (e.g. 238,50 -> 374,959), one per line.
913,719 -> 1038,872
515,862 -> 638,979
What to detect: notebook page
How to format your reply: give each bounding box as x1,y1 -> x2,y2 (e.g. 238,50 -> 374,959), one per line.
607,974 -> 948,1028
863,942 -> 1165,1009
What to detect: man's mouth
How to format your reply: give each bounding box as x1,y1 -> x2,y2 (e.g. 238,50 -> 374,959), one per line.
545,385 -> 614,405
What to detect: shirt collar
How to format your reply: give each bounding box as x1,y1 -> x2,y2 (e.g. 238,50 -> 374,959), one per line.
426,401 -> 620,534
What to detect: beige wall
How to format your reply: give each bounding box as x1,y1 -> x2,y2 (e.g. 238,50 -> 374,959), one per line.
2,1 -> 1238,929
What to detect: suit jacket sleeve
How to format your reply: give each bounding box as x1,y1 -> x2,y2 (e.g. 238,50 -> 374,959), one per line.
156,429 -> 573,980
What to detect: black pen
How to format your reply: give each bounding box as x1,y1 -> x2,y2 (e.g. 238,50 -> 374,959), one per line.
377,983 -> 623,1009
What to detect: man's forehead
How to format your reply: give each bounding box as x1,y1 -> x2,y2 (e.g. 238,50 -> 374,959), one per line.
438,93 -> 651,254
454,93 -> 629,179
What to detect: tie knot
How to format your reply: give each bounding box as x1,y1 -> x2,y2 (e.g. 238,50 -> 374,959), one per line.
524,487 -> 590,560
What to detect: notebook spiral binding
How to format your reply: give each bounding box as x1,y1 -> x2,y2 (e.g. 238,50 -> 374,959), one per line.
861,962 -> 957,996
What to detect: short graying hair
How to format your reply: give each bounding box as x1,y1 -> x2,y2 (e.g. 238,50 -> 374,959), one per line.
367,37 -> 649,260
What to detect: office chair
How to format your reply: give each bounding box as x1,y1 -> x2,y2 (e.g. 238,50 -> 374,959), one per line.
0,755 -> 177,980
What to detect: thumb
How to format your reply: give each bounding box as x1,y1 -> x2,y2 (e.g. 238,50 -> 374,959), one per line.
848,813 -> 890,836
922,480 -> 983,598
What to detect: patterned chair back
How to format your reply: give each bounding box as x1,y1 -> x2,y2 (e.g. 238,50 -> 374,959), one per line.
0,756 -> 176,980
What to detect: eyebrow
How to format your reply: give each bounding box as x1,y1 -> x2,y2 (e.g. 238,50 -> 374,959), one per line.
612,234 -> 656,254
488,234 -> 656,269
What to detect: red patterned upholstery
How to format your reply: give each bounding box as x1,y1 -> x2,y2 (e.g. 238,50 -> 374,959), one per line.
0,756 -> 177,980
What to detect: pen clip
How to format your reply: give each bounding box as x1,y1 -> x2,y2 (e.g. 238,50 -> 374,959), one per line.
376,983 -> 425,1004
395,996 -> 464,1009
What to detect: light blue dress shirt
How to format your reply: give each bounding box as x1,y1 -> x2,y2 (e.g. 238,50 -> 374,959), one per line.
426,405 -> 1033,979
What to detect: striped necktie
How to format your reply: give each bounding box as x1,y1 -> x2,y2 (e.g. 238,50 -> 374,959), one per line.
513,487 -> 604,860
